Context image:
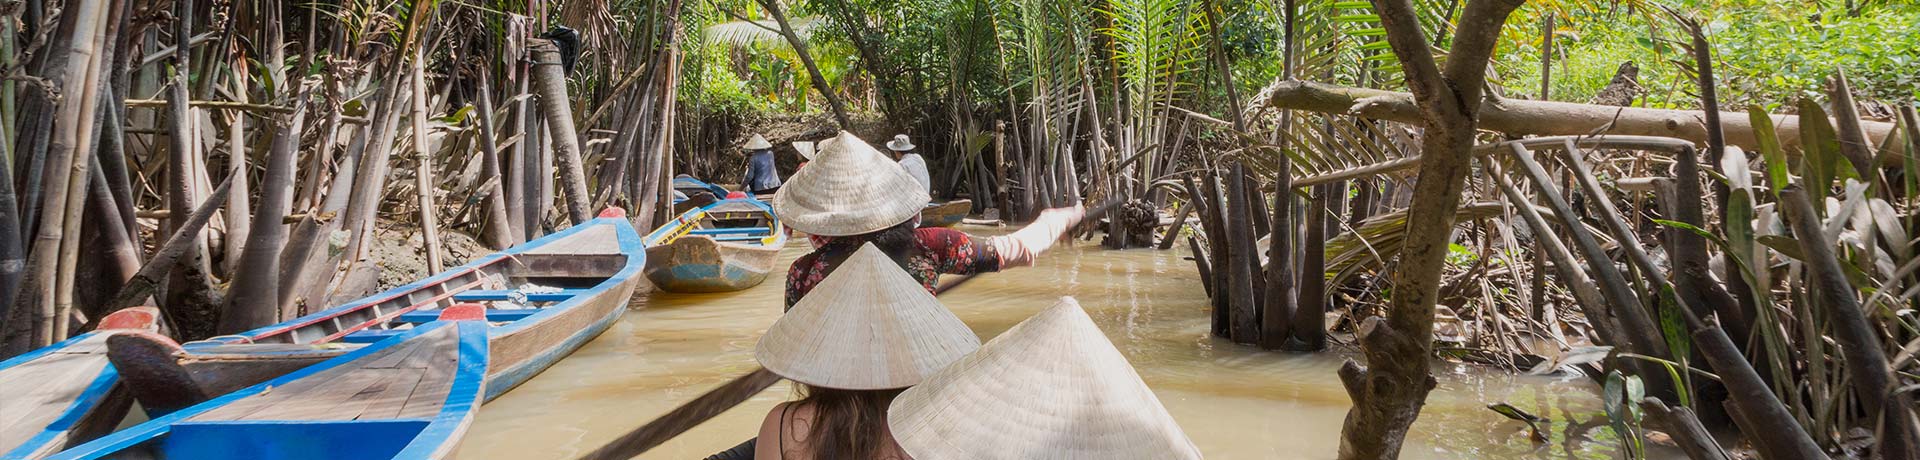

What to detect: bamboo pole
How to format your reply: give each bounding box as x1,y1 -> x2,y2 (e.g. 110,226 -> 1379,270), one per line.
411,42 -> 444,274
23,0 -> 113,344
530,39 -> 592,226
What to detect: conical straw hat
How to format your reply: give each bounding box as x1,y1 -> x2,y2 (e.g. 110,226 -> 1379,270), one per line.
792,141 -> 816,160
888,297 -> 1202,460
772,131 -> 932,236
744,134 -> 772,150
755,243 -> 980,390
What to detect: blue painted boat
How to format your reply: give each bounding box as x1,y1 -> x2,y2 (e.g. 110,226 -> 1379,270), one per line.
644,198 -> 789,293
0,307 -> 159,459
47,320 -> 490,460
107,209 -> 646,415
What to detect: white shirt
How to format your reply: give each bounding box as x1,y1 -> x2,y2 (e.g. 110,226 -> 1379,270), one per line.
897,153 -> 931,194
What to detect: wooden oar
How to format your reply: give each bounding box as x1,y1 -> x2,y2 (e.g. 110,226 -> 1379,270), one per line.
577,201 -> 1124,460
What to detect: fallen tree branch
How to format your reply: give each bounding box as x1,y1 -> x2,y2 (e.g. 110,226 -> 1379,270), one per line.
1260,79 -> 1904,163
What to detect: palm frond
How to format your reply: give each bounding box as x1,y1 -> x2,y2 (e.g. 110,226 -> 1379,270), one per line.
703,17 -> 822,48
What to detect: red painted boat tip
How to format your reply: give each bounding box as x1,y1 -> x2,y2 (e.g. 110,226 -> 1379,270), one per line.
439,303 -> 489,321
598,207 -> 628,218
99,306 -> 161,330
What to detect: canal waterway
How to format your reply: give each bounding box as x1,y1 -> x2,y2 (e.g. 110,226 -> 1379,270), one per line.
455,225 -> 1644,459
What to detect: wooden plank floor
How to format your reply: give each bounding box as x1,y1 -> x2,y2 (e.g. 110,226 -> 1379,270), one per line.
190,326 -> 459,422
524,225 -> 619,255
0,334 -> 115,453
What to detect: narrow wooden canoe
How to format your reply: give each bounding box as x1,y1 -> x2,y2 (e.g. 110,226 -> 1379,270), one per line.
920,199 -> 972,228
108,210 -> 645,415
49,320 -> 489,460
644,198 -> 789,293
0,307 -> 159,459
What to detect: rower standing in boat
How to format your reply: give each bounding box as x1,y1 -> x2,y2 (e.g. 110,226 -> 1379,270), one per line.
742,134 -> 782,194
753,243 -> 980,460
771,132 -> 1085,309
886,134 -> 932,194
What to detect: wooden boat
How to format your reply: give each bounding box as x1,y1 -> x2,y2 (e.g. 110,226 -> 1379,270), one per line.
920,199 -> 972,228
48,319 -> 489,460
644,198 -> 789,293
0,307 -> 159,458
107,209 -> 645,415
671,176 -> 729,215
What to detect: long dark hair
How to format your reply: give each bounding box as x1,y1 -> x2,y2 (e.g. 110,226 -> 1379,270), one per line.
791,384 -> 904,459
816,219 -> 920,277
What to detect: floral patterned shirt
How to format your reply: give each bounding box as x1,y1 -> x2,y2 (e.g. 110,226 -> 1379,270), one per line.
785,228 -> 1002,309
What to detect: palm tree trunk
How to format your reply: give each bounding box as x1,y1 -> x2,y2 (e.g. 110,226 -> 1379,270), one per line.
530,40 -> 592,226
474,67 -> 515,249
219,93 -> 307,334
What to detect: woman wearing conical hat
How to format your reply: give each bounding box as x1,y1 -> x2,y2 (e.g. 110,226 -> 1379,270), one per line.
742,134 -> 782,195
773,131 -> 1085,309
753,243 -> 982,459
889,296 -> 1203,460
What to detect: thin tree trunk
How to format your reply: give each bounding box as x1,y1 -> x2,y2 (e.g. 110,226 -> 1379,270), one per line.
753,0 -> 851,129
530,40 -> 592,226
1340,0 -> 1523,457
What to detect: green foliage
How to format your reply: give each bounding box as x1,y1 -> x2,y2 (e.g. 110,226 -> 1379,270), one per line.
1494,1 -> 1918,106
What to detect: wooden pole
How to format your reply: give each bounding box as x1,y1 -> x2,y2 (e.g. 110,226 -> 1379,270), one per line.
411,42 -> 445,274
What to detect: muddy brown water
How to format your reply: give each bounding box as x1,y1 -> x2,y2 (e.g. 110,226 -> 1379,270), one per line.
453,225 -> 1646,459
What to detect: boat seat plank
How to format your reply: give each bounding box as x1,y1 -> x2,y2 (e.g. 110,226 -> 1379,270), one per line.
450,290 -> 586,302
394,308 -> 539,324
0,334 -> 113,453
342,328 -> 412,344
687,227 -> 769,236
711,235 -> 770,242
182,342 -> 364,355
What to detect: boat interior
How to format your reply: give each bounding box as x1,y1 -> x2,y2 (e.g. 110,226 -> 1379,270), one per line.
206,225 -> 632,349
78,324 -> 480,460
654,200 -> 781,246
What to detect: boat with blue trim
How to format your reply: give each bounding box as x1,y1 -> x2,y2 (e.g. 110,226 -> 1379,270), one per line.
0,307 -> 159,459
106,209 -> 645,416
643,196 -> 788,293
48,319 -> 489,460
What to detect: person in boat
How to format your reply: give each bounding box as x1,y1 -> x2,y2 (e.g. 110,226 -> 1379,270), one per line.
886,134 -> 932,194
792,141 -> 817,170
771,131 -> 1085,309
753,243 -> 982,460
887,296 -> 1202,459
742,134 -> 782,195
